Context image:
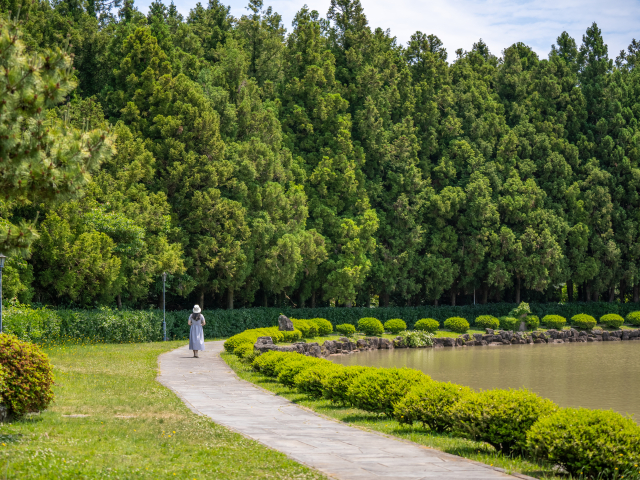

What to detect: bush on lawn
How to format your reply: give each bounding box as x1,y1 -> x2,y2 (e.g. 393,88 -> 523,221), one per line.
346,367 -> 430,416
233,343 -> 255,360
291,319 -> 318,338
626,311 -> 640,326
251,351 -> 300,376
525,315 -> 540,330
275,356 -> 326,386
542,315 -> 566,330
322,366 -> 368,405
224,327 -> 301,353
0,334 -> 55,416
444,317 -> 469,333
474,315 -> 499,330
335,324 -> 356,336
384,319 -> 407,334
414,318 -> 439,333
571,314 -> 597,330
499,316 -> 517,331
394,381 -> 473,432
398,330 -> 433,347
600,313 -> 624,329
527,408 -> 640,477
450,388 -> 557,453
294,363 -> 342,398
357,318 -> 384,336
306,318 -> 333,336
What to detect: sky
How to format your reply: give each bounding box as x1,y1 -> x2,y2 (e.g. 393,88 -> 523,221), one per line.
138,0 -> 640,60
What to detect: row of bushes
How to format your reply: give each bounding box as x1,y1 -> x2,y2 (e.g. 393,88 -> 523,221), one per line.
245,349 -> 640,478
5,303 -> 640,345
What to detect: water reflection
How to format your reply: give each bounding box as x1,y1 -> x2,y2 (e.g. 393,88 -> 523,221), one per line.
331,342 -> 640,419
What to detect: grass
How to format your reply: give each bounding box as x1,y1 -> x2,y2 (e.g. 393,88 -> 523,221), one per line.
221,352 -> 566,480
0,341 -> 325,480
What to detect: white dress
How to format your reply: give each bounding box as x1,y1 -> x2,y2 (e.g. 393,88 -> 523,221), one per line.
189,314 -> 205,351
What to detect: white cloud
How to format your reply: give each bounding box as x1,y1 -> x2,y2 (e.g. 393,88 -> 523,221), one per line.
144,0 -> 640,60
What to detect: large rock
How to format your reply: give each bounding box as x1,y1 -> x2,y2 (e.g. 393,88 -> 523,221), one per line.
278,314 -> 294,331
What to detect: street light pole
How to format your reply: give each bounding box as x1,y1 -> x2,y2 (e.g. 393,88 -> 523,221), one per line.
162,272 -> 167,341
0,254 -> 6,334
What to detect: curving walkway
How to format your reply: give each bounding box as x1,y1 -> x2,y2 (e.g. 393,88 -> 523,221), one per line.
157,341 -> 531,480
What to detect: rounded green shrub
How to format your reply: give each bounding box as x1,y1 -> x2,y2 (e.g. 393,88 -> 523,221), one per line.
527,408 -> 640,477
525,315 -> 540,331
291,318 -> 319,338
474,315 -> 499,330
499,316 -> 517,331
294,363 -> 342,398
450,388 -> 557,453
541,315 -> 566,330
414,318 -> 439,333
443,317 -> 469,333
626,311 -> 640,326
600,313 -> 624,329
571,314 -> 597,330
233,342 -> 254,359
335,324 -> 356,336
0,334 -> 55,416
384,318 -> 407,334
281,329 -> 302,342
224,327 -> 285,352
307,318 -> 333,336
322,366 -> 368,405
357,317 -> 384,336
252,351 -> 299,376
276,356 -> 325,386
393,381 -> 473,432
346,367 -> 430,416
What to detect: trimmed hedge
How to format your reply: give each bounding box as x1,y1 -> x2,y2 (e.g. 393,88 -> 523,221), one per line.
499,316 -> 517,331
527,408 -> 640,477
384,318 -> 406,334
224,327 -> 301,353
541,314 -> 566,329
600,313 -> 624,329
0,334 -> 55,416
525,315 -> 540,330
626,311 -> 640,326
335,324 -> 356,336
414,318 -> 439,333
293,363 -> 341,398
322,366 -> 368,405
357,317 -> 384,336
444,317 -> 469,333
571,314 -> 597,330
307,318 -> 333,336
474,315 -> 499,330
291,318 -> 318,338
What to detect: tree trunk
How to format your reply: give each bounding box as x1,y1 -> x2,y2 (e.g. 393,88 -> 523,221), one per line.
116,294 -> 122,310
227,289 -> 234,310
199,291 -> 204,310
450,289 -> 456,307
634,285 -> 640,303
311,290 -> 316,308
609,286 -> 615,303
381,292 -> 390,307
298,291 -> 305,308
434,298 -> 439,307
515,277 -> 521,304
364,295 -> 370,308
585,283 -> 591,302
567,280 -> 573,302
263,291 -> 268,307
619,280 -> 627,303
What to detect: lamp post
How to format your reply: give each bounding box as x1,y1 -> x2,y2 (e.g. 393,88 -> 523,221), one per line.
162,272 -> 167,341
0,253 -> 6,334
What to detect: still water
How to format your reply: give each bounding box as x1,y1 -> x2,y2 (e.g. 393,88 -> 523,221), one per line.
331,342 -> 640,419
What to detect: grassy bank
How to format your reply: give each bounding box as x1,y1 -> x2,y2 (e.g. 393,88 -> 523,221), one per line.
221,352 -> 565,480
0,341 -> 325,480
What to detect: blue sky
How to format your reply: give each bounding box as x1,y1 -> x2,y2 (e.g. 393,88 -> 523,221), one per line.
138,0 -> 640,60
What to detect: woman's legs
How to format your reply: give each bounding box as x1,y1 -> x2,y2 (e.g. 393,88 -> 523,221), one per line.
193,350 -> 197,357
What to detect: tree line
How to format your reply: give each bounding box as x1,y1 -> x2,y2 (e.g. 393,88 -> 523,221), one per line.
1,0 -> 640,309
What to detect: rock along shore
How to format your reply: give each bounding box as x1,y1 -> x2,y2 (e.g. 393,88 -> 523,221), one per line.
253,328 -> 640,359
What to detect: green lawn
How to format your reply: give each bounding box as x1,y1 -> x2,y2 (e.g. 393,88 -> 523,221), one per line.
0,342 -> 325,480
222,352 -> 565,480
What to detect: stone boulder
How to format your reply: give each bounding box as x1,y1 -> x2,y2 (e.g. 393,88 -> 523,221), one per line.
278,314 -> 294,331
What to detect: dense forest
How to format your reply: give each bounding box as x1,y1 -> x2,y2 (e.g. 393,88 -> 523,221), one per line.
1,0 -> 640,310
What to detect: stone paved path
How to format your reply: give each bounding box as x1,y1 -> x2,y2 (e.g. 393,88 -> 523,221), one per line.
158,341 -> 530,480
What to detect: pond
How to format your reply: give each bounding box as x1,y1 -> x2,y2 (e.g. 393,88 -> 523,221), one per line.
330,341 -> 640,419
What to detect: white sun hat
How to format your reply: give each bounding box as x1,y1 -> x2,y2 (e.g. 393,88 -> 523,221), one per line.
193,305 -> 201,313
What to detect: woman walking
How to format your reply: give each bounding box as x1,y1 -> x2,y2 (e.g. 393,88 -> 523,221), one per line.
189,305 -> 206,357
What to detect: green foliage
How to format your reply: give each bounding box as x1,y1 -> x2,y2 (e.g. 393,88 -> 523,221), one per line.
394,382 -> 473,432
444,317 -> 469,333
275,356 -> 325,387
305,318 -> 333,336
321,366 -> 368,405
541,315 -> 567,330
527,408 -> 640,477
509,302 -> 532,319
525,315 -> 540,331
233,343 -> 255,360
474,316 -> 499,330
600,313 -> 624,329
626,311 -> 640,326
335,324 -> 356,336
571,314 -> 597,330
498,316 -> 518,331
398,331 -> 433,348
224,327 -> 301,353
384,318 -> 407,334
346,368 -> 431,417
451,389 -> 557,453
357,318 -> 384,336
0,334 -> 55,416
414,319 -> 439,333
293,363 -> 342,398
251,351 -> 300,376
291,319 -> 318,338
